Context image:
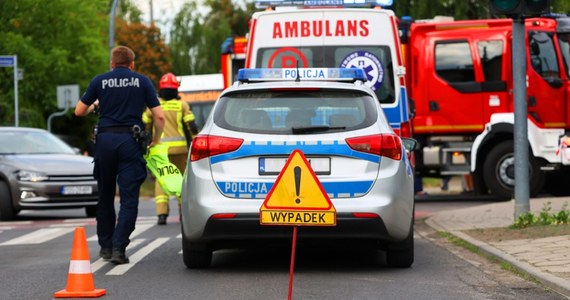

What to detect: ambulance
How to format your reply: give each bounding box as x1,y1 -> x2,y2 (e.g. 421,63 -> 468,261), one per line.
245,0 -> 412,138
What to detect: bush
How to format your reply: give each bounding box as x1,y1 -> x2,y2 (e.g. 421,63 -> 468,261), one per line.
511,201 -> 569,229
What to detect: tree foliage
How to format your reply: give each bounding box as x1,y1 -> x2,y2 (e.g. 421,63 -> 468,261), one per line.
0,0 -> 108,140
169,0 -> 255,75
114,19 -> 171,87
392,0 -> 570,21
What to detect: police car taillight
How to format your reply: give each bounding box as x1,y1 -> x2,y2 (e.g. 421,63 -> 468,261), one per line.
237,68 -> 367,83
190,135 -> 244,161
346,134 -> 402,160
254,0 -> 393,9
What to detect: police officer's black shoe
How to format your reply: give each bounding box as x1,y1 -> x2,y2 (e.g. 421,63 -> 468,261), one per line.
110,249 -> 129,265
99,248 -> 112,260
157,214 -> 167,225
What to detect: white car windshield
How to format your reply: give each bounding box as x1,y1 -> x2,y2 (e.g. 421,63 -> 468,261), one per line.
0,130 -> 76,155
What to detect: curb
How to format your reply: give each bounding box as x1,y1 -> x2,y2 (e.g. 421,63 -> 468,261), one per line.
425,217 -> 570,298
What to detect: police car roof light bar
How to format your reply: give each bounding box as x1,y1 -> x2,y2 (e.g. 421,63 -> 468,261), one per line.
254,0 -> 393,9
237,68 -> 367,83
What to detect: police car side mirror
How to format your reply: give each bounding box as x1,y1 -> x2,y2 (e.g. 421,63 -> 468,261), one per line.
401,138 -> 418,152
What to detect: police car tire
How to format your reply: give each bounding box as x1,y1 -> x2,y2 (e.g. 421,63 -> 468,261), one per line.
182,241 -> 212,269
0,181 -> 16,221
483,141 -> 544,200
386,222 -> 414,268
181,222 -> 212,268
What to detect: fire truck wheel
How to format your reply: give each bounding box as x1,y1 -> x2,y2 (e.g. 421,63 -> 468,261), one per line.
482,141 -> 544,200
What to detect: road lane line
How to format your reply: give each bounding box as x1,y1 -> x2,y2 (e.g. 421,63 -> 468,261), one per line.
106,237 -> 170,275
0,227 -> 75,246
87,223 -> 154,241
49,223 -> 91,228
91,238 -> 146,273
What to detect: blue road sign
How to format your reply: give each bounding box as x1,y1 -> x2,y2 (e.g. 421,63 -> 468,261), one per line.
0,56 -> 15,67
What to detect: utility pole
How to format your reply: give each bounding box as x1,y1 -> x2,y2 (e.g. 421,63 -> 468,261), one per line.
109,0 -> 120,70
150,0 -> 154,26
488,0 -> 551,218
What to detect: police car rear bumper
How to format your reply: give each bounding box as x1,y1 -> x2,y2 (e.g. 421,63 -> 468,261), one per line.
196,213 -> 403,250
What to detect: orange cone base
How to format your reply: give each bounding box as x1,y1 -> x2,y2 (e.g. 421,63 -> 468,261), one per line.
54,288 -> 106,298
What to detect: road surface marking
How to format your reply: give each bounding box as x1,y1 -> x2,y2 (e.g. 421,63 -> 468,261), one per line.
106,237 -> 170,275
0,227 -> 75,246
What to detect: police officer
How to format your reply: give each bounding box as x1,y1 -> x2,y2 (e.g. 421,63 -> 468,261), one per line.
75,46 -> 165,264
143,72 -> 198,225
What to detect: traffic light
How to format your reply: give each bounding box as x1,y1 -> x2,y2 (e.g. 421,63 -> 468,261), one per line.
489,0 -> 550,18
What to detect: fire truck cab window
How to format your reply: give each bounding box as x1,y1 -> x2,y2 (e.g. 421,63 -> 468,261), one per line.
529,31 -> 560,79
557,33 -> 570,78
435,41 -> 475,83
477,40 -> 503,82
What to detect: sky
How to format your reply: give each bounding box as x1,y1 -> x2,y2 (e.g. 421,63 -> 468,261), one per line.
132,0 -> 194,36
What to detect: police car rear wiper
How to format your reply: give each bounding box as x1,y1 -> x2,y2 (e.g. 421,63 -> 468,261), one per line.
291,126 -> 346,134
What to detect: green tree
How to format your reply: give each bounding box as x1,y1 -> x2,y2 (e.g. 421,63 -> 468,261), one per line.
169,0 -> 255,75
0,0 -> 108,142
115,19 -> 171,87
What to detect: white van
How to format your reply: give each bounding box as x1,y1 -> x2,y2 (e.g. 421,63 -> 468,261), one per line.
245,0 -> 412,137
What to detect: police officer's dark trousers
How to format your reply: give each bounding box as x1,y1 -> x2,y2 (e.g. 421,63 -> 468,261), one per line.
94,132 -> 146,252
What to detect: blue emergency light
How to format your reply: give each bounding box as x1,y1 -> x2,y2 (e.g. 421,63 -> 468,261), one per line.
254,0 -> 393,8
237,68 -> 367,83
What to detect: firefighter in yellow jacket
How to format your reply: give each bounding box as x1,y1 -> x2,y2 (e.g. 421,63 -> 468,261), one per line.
143,73 -> 198,225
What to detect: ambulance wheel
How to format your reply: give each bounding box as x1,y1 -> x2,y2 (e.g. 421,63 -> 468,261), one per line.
386,222 -> 414,268
0,181 -> 16,221
483,141 -> 544,200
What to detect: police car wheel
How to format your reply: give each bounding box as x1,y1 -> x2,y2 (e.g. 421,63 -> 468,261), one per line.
0,181 -> 16,221
181,222 -> 212,268
386,222 -> 414,268
182,241 -> 212,269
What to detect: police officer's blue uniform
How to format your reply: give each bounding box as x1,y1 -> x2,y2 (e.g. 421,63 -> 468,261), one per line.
81,66 -> 160,256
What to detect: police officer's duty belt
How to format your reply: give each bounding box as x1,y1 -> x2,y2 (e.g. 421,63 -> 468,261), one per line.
97,126 -> 135,134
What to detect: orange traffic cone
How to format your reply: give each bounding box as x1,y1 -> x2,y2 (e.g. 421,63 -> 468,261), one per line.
54,227 -> 106,298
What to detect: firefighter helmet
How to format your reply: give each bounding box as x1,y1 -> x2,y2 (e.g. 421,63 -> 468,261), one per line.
159,73 -> 180,90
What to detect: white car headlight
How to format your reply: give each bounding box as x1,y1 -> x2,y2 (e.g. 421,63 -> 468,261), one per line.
17,170 -> 49,182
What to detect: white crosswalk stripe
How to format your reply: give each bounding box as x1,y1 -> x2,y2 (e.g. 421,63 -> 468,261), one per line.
87,223 -> 154,241
106,237 -> 170,275
91,238 -> 147,273
0,227 -> 75,246
1,218 -> 177,276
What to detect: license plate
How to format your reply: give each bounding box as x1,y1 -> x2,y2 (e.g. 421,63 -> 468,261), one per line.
61,186 -> 93,195
259,157 -> 330,175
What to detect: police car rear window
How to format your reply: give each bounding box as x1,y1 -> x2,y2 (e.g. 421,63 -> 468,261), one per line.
256,46 -> 395,104
214,89 -> 377,134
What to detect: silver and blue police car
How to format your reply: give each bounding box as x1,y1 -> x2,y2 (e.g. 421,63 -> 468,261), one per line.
180,68 -> 417,268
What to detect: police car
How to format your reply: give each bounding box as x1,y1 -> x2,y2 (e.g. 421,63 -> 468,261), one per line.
180,68 -> 416,268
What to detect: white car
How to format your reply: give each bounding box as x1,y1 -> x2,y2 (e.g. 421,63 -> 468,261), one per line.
181,68 -> 416,268
0,127 -> 98,220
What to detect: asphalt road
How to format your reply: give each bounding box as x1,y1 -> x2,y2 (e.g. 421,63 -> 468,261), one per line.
0,199 -> 565,299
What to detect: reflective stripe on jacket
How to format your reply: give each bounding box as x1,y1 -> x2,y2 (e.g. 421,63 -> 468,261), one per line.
143,98 -> 195,154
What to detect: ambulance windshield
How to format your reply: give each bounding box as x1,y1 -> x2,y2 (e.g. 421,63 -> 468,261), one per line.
256,45 -> 396,104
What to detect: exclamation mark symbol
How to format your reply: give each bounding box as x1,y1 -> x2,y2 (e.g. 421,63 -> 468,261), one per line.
294,166 -> 301,204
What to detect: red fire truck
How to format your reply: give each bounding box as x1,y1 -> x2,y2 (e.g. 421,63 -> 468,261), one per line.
221,36 -> 248,89
400,16 -> 570,198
